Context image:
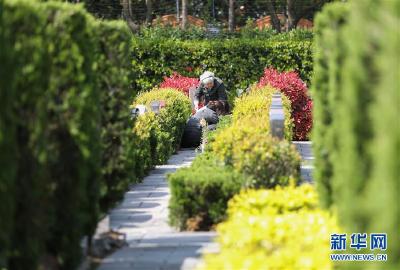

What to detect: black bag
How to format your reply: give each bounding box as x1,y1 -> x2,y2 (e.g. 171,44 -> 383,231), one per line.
181,117 -> 202,148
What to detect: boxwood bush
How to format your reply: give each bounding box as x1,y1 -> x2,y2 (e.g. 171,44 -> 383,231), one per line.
213,130 -> 301,188
97,20 -> 138,214
211,86 -> 300,188
133,88 -> 192,165
168,153 -> 246,231
200,185 -> 339,270
1,1 -> 101,268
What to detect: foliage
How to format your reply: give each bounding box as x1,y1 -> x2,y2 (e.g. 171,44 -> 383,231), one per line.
312,1 -> 399,268
211,86 -> 299,188
168,79 -> 299,231
0,1 -> 191,269
1,1 -> 101,268
200,185 -> 339,270
213,129 -> 301,188
133,88 -> 192,166
131,37 -> 313,94
205,115 -> 233,150
311,2 -> 349,208
139,24 -> 314,40
257,67 -> 313,140
159,72 -> 199,96
168,152 -> 246,231
232,86 -> 293,140
96,20 -> 138,214
226,184 -> 319,216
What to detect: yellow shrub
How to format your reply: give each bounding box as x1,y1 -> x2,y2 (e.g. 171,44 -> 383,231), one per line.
227,183 -> 318,217
199,185 -> 340,270
211,124 -> 300,188
232,86 -> 293,140
232,86 -> 274,121
200,210 -> 338,270
131,88 -> 191,166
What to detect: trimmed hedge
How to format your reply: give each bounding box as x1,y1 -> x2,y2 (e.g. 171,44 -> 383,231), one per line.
168,153 -> 246,231
312,1 -> 399,268
97,20 -> 138,213
0,1 -> 190,269
312,2 -> 349,208
131,38 -> 313,94
200,185 -> 339,270
139,25 -> 314,41
133,88 -> 192,168
211,86 -> 300,188
0,1 -> 101,269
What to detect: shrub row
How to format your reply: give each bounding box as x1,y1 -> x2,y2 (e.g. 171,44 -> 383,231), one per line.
168,153 -> 246,231
0,1 -> 191,269
312,1 -> 399,268
131,37 -> 313,94
168,86 -> 300,230
211,87 -> 299,188
0,2 -> 101,268
199,184 -> 340,270
132,88 -> 192,173
139,25 -> 314,41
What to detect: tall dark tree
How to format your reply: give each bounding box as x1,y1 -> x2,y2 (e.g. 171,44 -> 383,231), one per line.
146,0 -> 153,24
265,0 -> 282,32
228,0 -> 235,31
181,0 -> 188,29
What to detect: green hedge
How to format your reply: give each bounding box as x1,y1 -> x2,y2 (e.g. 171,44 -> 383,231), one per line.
139,25 -> 314,41
97,20 -> 138,214
133,88 -> 192,173
168,153 -> 246,231
1,1 -> 100,268
312,2 -> 349,208
312,1 -> 399,268
0,1 -> 189,269
131,38 -> 313,93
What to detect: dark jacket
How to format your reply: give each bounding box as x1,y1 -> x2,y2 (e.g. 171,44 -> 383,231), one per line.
194,77 -> 228,105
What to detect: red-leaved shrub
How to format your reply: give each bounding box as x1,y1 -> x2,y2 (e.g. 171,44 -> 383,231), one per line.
257,68 -> 312,140
159,72 -> 199,96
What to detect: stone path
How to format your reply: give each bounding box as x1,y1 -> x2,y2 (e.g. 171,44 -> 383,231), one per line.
98,143 -> 314,270
98,149 -> 217,270
293,141 -> 314,182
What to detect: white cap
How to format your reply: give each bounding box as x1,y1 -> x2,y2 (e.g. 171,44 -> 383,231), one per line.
200,71 -> 215,82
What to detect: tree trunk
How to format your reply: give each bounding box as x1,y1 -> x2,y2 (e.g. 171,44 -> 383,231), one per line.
287,0 -> 296,30
266,0 -> 281,33
228,0 -> 235,32
146,0 -> 153,25
181,0 -> 188,29
121,0 -> 139,32
176,0 -> 180,24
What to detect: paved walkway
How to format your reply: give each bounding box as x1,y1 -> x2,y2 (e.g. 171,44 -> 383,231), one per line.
98,143 -> 313,270
98,149 -> 217,270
